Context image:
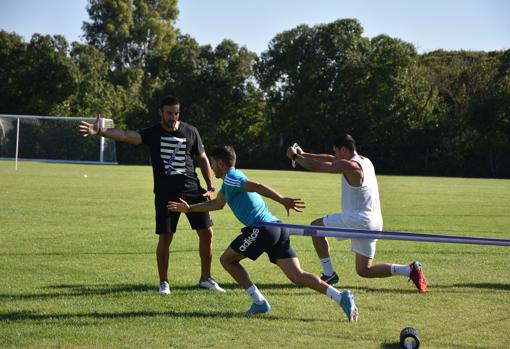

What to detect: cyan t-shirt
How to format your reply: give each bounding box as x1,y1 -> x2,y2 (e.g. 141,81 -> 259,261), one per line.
220,168 -> 279,226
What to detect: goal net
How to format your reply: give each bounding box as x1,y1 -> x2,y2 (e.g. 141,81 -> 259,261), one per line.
0,114 -> 117,165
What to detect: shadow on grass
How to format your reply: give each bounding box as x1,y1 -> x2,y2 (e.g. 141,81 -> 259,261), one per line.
380,342 -> 401,349
48,282 -> 304,291
365,282 -> 510,294
338,283 -> 510,294
0,282 -> 309,301
350,286 -> 419,294
443,282 -> 510,291
0,248 -> 195,256
0,309 -> 332,323
2,281 -> 506,302
0,283 -> 155,301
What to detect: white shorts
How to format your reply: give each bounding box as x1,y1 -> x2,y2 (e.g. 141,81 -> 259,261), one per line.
322,213 -> 381,259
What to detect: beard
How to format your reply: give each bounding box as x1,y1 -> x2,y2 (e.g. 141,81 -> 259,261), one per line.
162,118 -> 178,131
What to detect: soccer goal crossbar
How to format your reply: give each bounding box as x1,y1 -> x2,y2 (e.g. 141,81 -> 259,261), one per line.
0,114 -> 97,121
0,114 -> 117,169
263,222 -> 510,247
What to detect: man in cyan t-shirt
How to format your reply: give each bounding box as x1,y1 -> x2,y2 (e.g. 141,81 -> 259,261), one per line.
167,146 -> 358,322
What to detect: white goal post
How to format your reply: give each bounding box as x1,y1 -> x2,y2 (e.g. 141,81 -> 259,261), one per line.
0,114 -> 118,170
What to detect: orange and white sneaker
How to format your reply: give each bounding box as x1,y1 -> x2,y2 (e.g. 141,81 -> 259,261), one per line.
409,261 -> 428,293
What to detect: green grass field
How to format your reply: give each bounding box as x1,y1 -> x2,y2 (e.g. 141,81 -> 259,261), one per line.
1,161 -> 509,348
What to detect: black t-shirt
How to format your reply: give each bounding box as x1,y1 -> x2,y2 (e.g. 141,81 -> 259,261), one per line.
138,122 -> 205,194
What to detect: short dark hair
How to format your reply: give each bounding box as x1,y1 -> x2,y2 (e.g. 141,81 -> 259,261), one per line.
158,95 -> 180,110
333,134 -> 357,152
209,146 -> 236,167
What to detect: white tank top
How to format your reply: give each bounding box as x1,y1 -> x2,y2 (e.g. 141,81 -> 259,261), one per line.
341,154 -> 383,230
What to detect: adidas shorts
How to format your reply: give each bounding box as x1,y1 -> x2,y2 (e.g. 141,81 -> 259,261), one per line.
230,224 -> 297,264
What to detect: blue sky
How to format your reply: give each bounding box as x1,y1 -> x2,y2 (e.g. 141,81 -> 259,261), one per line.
0,0 -> 508,54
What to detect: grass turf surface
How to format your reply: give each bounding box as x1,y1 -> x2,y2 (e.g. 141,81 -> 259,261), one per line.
1,161 -> 509,348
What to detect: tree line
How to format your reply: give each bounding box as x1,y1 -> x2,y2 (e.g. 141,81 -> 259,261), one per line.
1,0 -> 508,177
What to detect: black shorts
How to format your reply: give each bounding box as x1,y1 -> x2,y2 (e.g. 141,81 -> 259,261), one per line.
229,224 -> 297,264
154,191 -> 213,234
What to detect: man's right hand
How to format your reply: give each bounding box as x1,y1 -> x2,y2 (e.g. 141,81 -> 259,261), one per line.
79,114 -> 101,137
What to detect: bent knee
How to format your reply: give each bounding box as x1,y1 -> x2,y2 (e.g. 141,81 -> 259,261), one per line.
356,266 -> 371,278
219,251 -> 239,268
219,253 -> 229,267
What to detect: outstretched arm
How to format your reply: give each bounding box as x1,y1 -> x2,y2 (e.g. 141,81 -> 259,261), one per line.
243,180 -> 305,216
79,114 -> 142,145
289,145 -> 335,161
167,192 -> 227,213
294,156 -> 356,174
287,146 -> 353,174
300,152 -> 335,161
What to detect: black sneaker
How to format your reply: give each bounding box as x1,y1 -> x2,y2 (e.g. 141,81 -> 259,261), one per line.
320,272 -> 339,285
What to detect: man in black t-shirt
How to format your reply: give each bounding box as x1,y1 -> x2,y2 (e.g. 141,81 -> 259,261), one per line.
79,95 -> 224,294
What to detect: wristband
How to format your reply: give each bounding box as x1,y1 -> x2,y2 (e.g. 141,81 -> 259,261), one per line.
207,186 -> 215,192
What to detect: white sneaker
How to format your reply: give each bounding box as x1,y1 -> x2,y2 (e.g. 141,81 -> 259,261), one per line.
198,277 -> 225,292
159,281 -> 171,295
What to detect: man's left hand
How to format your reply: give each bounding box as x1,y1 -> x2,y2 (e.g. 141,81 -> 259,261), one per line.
281,197 -> 306,216
167,198 -> 190,213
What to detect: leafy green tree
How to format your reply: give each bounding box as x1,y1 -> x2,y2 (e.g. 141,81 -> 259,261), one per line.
0,31 -> 26,114
258,20 -> 446,172
83,0 -> 179,68
64,43 -> 148,164
257,19 -> 371,165
14,34 -> 78,115
468,50 -> 510,176
151,35 -> 266,166
0,33 -> 81,160
363,35 -> 441,174
420,50 -> 502,176
52,44 -> 144,126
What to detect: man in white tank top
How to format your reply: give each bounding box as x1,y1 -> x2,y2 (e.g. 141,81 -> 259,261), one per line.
287,134 -> 427,293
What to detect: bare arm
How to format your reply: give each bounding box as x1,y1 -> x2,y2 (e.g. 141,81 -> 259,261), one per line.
167,192 -> 227,213
287,145 -> 351,173
294,145 -> 335,161
294,155 -> 357,174
288,145 -> 335,162
98,128 -> 142,145
196,152 -> 215,199
299,151 -> 336,162
243,180 -> 305,216
79,114 -> 142,145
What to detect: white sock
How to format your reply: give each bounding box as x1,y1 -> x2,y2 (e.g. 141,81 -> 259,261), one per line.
320,257 -> 335,276
246,284 -> 266,304
391,264 -> 411,276
326,286 -> 343,304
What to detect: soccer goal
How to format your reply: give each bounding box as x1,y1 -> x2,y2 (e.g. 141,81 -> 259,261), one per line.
0,114 -> 118,169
